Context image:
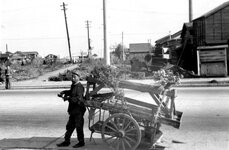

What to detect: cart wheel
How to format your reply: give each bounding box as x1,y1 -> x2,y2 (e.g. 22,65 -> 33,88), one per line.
101,113 -> 141,150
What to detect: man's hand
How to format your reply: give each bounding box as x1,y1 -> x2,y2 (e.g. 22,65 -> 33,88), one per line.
57,92 -> 70,102
63,96 -> 70,101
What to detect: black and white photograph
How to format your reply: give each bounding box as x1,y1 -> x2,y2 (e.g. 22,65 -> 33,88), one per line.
0,0 -> 229,149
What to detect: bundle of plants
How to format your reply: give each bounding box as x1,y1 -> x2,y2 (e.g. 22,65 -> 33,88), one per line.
91,65 -> 121,92
152,69 -> 180,89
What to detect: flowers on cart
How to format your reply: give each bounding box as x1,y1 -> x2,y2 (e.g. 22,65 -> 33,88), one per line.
152,69 -> 180,88
91,65 -> 122,92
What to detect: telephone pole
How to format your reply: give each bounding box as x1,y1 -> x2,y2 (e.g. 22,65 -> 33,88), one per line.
86,20 -> 92,57
122,32 -> 126,79
61,2 -> 72,62
103,0 -> 110,65
6,44 -> 8,52
189,0 -> 193,22
122,32 -> 125,61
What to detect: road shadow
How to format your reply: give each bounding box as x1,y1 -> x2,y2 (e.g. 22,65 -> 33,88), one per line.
0,137 -> 108,150
0,136 -> 167,150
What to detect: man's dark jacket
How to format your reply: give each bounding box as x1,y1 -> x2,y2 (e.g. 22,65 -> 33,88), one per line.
65,82 -> 85,115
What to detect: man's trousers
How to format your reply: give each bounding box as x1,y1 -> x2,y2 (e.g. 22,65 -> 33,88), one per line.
64,111 -> 85,143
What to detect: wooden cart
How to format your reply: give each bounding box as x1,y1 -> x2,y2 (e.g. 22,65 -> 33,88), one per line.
85,77 -> 183,150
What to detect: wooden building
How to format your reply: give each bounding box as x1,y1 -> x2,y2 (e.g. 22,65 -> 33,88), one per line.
197,45 -> 228,76
193,1 -> 229,46
192,1 -> 229,76
178,1 -> 229,76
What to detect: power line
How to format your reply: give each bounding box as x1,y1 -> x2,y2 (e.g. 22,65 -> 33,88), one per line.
109,32 -> 169,36
1,32 -> 171,41
1,37 -> 68,41
109,8 -> 189,16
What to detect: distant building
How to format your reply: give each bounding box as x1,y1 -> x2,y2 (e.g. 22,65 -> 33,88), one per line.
10,51 -> 39,65
128,43 -> 154,72
0,54 -> 9,63
155,30 -> 182,60
21,51 -> 39,60
129,43 -> 153,60
44,54 -> 58,64
0,52 -> 12,64
10,52 -> 27,64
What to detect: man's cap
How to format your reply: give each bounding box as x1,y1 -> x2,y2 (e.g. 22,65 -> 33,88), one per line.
71,70 -> 80,77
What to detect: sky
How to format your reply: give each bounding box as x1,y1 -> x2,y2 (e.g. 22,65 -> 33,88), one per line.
0,0 -> 228,58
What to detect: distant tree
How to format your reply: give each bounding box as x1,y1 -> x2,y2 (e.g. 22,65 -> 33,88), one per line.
114,44 -> 123,59
111,55 -> 120,65
144,54 -> 152,62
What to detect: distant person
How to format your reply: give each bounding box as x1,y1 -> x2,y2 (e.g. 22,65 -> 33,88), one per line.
5,66 -> 11,89
56,71 -> 86,148
0,67 -> 4,84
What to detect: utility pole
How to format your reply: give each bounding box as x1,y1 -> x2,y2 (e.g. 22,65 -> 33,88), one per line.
103,0 -> 110,65
122,32 -> 125,61
169,31 -> 171,40
6,44 -> 8,52
122,32 -> 126,79
61,2 -> 72,62
86,20 -> 92,57
189,0 -> 193,22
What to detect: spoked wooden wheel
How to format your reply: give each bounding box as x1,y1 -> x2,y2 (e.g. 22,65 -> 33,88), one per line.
101,113 -> 141,150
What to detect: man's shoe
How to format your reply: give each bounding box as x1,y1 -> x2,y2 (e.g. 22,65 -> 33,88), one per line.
56,141 -> 70,147
72,142 -> 85,148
